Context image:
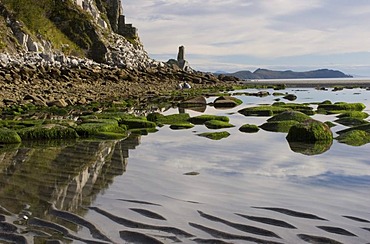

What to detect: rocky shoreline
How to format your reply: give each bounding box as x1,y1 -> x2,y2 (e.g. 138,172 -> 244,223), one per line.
0,52 -> 239,108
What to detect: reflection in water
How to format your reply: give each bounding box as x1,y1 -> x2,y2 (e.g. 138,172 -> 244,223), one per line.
287,140 -> 333,155
0,135 -> 140,242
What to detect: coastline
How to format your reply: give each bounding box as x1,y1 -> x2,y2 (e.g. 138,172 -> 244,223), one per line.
243,77 -> 370,87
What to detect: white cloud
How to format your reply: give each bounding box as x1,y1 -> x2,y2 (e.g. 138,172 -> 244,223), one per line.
122,0 -> 370,75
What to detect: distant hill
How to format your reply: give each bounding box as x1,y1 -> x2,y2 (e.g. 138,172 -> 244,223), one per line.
223,68 -> 352,80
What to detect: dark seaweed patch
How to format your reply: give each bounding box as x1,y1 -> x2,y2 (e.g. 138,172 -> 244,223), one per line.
130,208 -> 167,220
343,215 -> 370,223
198,211 -> 280,238
117,199 -> 162,206
298,234 -> 343,244
90,207 -> 193,238
120,230 -> 163,244
189,222 -> 283,244
254,207 -> 327,220
317,226 -> 357,236
235,213 -> 296,229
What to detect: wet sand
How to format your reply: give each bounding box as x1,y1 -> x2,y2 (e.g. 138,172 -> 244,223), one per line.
243,78 -> 370,87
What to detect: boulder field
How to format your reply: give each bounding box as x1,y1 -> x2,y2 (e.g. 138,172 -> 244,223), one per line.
0,53 -> 238,108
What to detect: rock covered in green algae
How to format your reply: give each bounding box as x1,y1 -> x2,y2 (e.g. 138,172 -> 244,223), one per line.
120,119 -> 156,130
17,124 -> 79,140
76,122 -> 126,137
204,120 -> 234,129
188,114 -> 229,124
239,124 -> 260,133
337,111 -> 369,119
169,123 -> 194,130
213,96 -> 243,108
272,102 -> 315,115
238,105 -> 290,117
317,101 -> 366,114
197,131 -> 230,140
260,120 -> 300,133
260,111 -> 311,133
267,110 -> 311,123
286,119 -> 333,142
334,117 -> 369,127
0,128 -> 22,144
336,130 -> 370,146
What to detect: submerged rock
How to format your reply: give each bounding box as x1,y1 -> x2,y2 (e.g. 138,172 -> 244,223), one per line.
336,130 -> 370,146
288,140 -> 332,155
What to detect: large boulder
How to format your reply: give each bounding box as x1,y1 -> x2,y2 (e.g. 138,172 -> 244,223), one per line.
286,119 -> 333,142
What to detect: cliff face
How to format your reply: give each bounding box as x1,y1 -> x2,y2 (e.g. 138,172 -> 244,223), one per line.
0,0 -> 152,69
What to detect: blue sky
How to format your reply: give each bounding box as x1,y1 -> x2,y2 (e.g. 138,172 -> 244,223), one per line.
123,0 -> 370,76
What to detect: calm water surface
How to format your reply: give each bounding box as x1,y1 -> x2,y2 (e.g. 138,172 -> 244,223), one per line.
0,88 -> 370,243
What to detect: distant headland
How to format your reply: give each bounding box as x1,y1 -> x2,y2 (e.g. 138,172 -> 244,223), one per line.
220,68 -> 352,80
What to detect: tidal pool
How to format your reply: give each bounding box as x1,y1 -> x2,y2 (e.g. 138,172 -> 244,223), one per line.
0,87 -> 370,243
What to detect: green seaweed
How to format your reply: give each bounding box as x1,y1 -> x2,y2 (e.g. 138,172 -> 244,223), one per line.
120,119 -> 156,130
188,114 -> 230,124
197,131 -> 230,140
286,119 -> 333,142
267,111 -> 311,123
334,117 -> 369,127
169,123 -> 194,130
75,123 -> 125,137
238,105 -> 290,116
204,120 -> 234,129
239,124 -> 260,133
337,111 -> 369,119
260,120 -> 299,133
336,130 -> 370,146
0,128 -> 22,144
17,125 -> 79,140
317,102 -> 366,114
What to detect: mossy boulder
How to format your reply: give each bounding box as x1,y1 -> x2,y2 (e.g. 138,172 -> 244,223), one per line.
156,113 -> 191,125
267,111 -> 311,123
238,106 -> 290,116
213,96 -> 242,108
337,111 -> 369,119
0,128 -> 22,144
179,96 -> 207,108
317,102 -> 366,114
272,102 -> 314,115
120,119 -> 156,130
197,131 -> 230,140
188,114 -> 229,124
334,117 -> 369,127
286,119 -> 333,142
337,123 -> 370,135
239,124 -> 260,133
75,123 -> 126,137
260,120 -> 300,133
169,123 -> 194,130
95,132 -> 129,140
261,111 -> 311,133
204,120 -> 234,129
336,130 -> 370,146
17,124 -> 79,140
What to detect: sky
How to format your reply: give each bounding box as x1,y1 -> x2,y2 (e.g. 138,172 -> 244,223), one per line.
122,0 -> 370,76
